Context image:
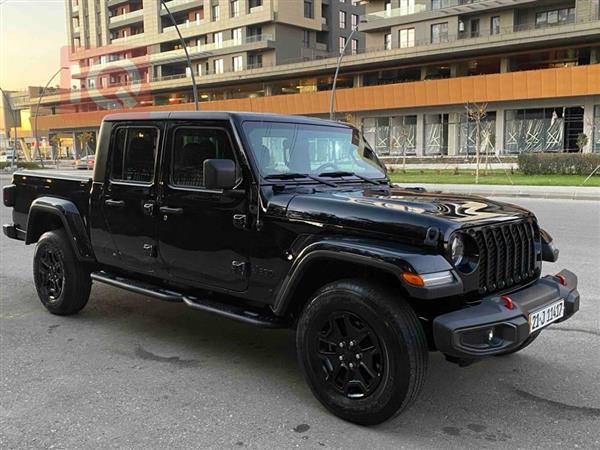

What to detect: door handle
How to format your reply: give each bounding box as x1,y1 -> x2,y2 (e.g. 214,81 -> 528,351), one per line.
159,206 -> 184,215
104,199 -> 125,208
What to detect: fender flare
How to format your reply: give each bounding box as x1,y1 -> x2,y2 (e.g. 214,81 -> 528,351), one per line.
272,238 -> 459,316
26,196 -> 95,262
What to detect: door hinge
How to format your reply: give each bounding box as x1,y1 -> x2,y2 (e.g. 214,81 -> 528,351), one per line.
233,214 -> 248,230
231,260 -> 249,278
143,202 -> 155,216
143,243 -> 157,257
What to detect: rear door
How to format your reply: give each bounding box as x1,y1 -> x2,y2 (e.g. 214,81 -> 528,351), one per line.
100,122 -> 162,273
157,121 -> 250,291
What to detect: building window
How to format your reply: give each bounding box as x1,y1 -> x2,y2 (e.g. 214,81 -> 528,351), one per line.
362,116 -> 417,156
424,114 -> 449,155
339,10 -> 346,28
431,22 -> 448,43
304,0 -> 313,18
248,53 -> 262,69
351,13 -> 358,29
232,55 -> 243,72
459,112 -> 496,155
212,4 -> 220,21
384,33 -> 391,50
231,0 -> 240,17
536,8 -> 576,28
400,0 -> 415,15
339,36 -> 346,54
213,31 -> 223,48
232,28 -> 242,44
399,28 -> 415,48
303,30 -> 310,48
470,18 -> 480,37
384,0 -> 391,15
214,58 -> 224,74
490,16 -> 500,35
351,39 -> 358,55
504,108 -> 566,153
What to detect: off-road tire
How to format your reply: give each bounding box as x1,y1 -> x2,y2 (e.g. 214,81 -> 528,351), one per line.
296,279 -> 429,425
33,229 -> 91,315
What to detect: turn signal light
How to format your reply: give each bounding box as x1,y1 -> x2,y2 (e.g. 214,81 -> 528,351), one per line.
500,295 -> 514,310
401,272 -> 425,287
555,274 -> 567,286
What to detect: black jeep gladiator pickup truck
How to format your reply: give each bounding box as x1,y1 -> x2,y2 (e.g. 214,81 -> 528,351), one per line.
3,112 -> 580,425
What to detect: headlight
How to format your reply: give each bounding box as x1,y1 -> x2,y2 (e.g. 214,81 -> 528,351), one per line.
450,235 -> 465,266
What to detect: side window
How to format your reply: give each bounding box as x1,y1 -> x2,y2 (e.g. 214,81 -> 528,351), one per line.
171,127 -> 235,188
110,126 -> 158,183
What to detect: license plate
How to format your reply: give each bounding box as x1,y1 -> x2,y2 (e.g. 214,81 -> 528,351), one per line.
529,300 -> 564,333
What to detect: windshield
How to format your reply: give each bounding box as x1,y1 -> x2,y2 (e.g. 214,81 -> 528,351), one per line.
242,121 -> 387,180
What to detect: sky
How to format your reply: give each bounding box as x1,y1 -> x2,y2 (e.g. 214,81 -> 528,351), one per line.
0,0 -> 67,90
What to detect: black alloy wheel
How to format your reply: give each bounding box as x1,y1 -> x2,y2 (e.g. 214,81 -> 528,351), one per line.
311,311 -> 384,399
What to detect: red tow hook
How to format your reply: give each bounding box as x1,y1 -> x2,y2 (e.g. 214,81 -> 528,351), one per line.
555,273 -> 567,286
500,295 -> 514,310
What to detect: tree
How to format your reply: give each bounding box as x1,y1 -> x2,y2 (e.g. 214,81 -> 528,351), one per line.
465,102 -> 488,184
576,132 -> 588,153
77,131 -> 94,156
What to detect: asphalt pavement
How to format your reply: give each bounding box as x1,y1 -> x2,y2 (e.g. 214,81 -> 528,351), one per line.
1,175 -> 599,449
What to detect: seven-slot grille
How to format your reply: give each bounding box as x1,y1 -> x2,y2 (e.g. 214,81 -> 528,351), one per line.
471,220 -> 537,294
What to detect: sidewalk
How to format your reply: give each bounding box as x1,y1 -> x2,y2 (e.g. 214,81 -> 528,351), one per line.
394,183 -> 600,201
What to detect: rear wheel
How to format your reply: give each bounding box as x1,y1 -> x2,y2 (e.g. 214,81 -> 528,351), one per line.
296,279 -> 429,425
33,229 -> 91,315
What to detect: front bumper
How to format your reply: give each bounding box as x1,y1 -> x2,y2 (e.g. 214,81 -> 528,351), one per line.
433,269 -> 579,358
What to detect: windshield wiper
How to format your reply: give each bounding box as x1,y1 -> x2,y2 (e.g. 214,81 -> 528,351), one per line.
318,171 -> 384,186
264,173 -> 337,187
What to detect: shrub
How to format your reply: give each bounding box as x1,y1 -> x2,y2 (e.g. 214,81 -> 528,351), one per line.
0,161 -> 42,170
517,153 -> 600,176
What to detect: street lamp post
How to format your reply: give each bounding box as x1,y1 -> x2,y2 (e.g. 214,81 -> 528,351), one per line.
329,22 -> 365,121
33,66 -> 68,168
160,0 -> 199,111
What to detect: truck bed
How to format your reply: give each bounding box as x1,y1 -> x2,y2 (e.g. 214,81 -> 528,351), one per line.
15,169 -> 93,182
10,169 -> 94,233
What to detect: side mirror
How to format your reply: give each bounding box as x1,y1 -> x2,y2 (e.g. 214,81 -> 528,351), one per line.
203,159 -> 238,190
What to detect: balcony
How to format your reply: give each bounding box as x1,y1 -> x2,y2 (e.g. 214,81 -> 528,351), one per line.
154,33 -> 274,62
361,0 -> 537,30
162,18 -> 204,34
249,5 -> 264,14
111,32 -> 145,44
109,8 -> 144,24
161,0 -> 198,10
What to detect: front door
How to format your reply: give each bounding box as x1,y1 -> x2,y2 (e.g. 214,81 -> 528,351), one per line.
100,122 -> 162,273
157,121 -> 250,291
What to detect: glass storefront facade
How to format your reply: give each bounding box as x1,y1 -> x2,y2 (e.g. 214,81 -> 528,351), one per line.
458,111 -> 496,154
424,113 -> 449,155
362,115 -> 417,156
594,105 -> 600,152
504,108 -> 565,153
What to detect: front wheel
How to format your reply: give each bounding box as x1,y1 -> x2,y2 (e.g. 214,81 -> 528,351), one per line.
296,279 -> 429,425
33,229 -> 91,315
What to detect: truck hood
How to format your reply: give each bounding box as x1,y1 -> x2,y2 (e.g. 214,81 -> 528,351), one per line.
279,186 -> 533,243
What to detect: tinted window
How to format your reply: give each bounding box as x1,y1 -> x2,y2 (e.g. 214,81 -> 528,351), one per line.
110,127 -> 158,183
171,127 -> 235,188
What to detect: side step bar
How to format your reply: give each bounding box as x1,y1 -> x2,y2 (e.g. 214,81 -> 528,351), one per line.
91,271 -> 183,302
183,296 -> 288,329
91,271 -> 289,329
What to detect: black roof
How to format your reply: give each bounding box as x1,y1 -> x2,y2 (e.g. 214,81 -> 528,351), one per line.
103,111 -> 350,128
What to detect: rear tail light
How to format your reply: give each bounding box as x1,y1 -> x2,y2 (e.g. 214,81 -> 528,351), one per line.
555,274 -> 567,286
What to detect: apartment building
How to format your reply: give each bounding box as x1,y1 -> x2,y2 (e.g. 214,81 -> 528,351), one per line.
23,0 -> 600,158
66,0 -> 365,89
